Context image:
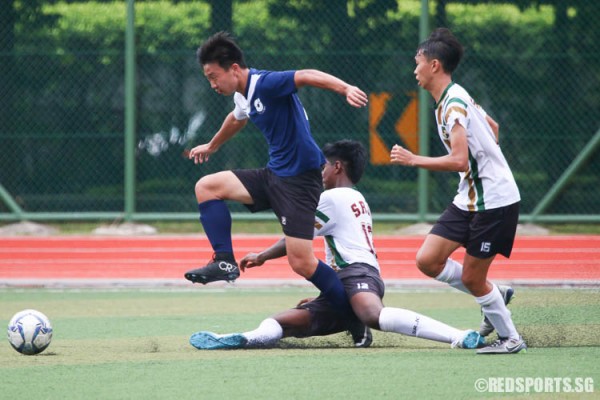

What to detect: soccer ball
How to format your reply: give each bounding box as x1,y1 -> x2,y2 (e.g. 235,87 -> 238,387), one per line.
7,309 -> 53,355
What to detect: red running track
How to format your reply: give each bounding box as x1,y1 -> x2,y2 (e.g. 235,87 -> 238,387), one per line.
1,235 -> 599,286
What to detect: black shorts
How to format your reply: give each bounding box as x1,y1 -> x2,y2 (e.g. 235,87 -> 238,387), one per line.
430,202 -> 520,258
295,263 -> 385,338
232,168 -> 322,240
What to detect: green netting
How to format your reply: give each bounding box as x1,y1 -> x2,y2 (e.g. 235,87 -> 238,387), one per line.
0,1 -> 598,220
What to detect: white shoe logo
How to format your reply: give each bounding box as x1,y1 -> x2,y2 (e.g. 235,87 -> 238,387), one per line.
505,340 -> 523,353
219,262 -> 237,273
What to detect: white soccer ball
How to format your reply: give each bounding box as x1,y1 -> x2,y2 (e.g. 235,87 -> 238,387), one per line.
7,309 -> 53,355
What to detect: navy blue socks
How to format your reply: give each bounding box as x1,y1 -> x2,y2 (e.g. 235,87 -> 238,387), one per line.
198,200 -> 234,257
308,260 -> 351,313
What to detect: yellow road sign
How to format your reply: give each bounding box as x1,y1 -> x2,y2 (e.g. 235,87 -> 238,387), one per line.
369,91 -> 419,165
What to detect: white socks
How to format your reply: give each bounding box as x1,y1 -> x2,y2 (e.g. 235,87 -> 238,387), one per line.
378,307 -> 463,344
436,259 -> 519,340
435,258 -> 470,294
242,318 -> 283,347
476,284 -> 519,339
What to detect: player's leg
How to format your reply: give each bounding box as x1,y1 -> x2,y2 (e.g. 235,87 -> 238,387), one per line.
269,168 -> 351,312
417,204 -> 496,294
341,266 -> 386,348
479,284 -> 514,337
350,292 -> 383,328
189,317 -> 284,350
462,255 -> 525,354
339,262 -> 482,349
342,292 -> 377,348
271,308 -> 312,339
205,296 -> 357,349
425,242 -> 514,338
292,295 -> 364,347
185,170 -> 254,284
285,236 -> 350,313
416,234 -> 461,279
348,289 -> 482,348
416,204 -> 468,278
462,202 -> 525,354
377,301 -> 482,349
236,309 -> 312,348
189,308 -> 311,350
195,170 -> 253,255
416,234 -> 472,293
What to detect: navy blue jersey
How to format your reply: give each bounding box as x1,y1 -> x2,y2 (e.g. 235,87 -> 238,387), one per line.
233,68 -> 325,177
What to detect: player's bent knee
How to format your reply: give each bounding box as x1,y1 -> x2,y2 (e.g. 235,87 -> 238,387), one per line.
362,313 -> 380,329
286,250 -> 318,279
289,262 -> 315,279
351,294 -> 383,329
194,175 -> 222,202
194,179 -> 204,194
194,180 -> 209,202
415,255 -> 438,277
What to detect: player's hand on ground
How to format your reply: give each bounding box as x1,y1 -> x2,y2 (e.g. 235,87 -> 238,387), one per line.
188,143 -> 214,164
390,144 -> 414,166
296,297 -> 316,307
345,85 -> 368,108
240,252 -> 265,272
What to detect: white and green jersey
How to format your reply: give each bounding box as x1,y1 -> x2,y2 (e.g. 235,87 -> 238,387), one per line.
434,82 -> 520,211
314,187 -> 379,271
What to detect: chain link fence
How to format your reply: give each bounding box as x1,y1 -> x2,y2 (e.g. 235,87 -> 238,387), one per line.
0,0 -> 598,222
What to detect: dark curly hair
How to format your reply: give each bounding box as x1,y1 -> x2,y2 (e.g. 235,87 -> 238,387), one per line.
322,140 -> 367,184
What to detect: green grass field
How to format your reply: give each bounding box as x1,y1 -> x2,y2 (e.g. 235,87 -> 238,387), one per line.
1,287 -> 599,399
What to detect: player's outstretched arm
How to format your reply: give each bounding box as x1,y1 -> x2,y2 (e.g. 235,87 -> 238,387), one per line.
240,238 -> 287,272
390,123 -> 469,172
294,69 -> 368,108
188,112 -> 247,164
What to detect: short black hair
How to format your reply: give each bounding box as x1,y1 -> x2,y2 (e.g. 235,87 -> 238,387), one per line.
416,28 -> 464,74
197,31 -> 247,70
322,140 -> 367,184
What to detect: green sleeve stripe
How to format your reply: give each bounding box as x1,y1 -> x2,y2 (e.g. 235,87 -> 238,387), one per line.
468,152 -> 486,211
315,210 -> 329,223
325,236 -> 349,268
446,97 -> 468,108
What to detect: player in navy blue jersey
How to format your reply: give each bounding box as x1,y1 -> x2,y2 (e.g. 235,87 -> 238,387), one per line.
189,140 -> 484,351
184,32 -> 368,313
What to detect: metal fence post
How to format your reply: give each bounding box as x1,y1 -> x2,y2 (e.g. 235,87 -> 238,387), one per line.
0,183 -> 23,219
417,0 -> 430,222
530,127 -> 600,222
124,0 -> 136,221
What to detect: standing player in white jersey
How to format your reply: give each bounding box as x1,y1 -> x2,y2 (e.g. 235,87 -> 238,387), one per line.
184,32 -> 368,314
189,140 -> 484,350
390,28 -> 526,354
